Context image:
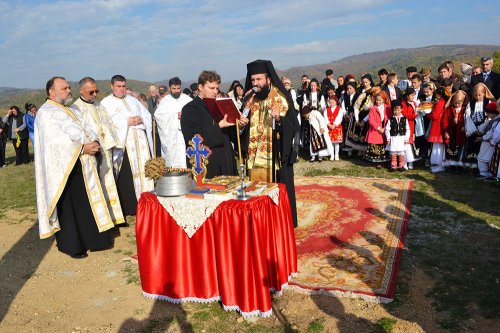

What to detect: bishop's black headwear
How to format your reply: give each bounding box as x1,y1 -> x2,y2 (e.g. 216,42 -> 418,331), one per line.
244,59 -> 296,113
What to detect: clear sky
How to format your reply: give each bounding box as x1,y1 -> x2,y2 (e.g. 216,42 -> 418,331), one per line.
0,0 -> 499,88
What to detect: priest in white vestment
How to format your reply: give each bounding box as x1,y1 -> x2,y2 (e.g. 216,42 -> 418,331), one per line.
73,77 -> 125,225
35,76 -> 114,258
155,77 -> 192,168
101,75 -> 154,216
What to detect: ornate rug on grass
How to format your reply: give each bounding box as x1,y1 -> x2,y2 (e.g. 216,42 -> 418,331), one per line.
289,176 -> 413,302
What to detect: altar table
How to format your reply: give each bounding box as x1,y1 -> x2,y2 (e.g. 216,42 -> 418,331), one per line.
135,184 -> 297,317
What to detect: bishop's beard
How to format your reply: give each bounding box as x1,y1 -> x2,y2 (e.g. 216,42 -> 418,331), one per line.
171,92 -> 181,99
255,84 -> 270,100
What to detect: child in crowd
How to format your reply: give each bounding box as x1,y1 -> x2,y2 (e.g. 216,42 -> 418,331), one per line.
324,91 -> 344,161
489,101 -> 500,181
418,82 -> 437,166
402,87 -> 421,169
441,90 -> 468,171
383,73 -> 402,101
365,91 -> 390,167
463,83 -> 495,169
341,82 -> 358,156
427,87 -> 451,172
385,99 -> 410,171
301,105 -> 334,162
477,102 -> 500,179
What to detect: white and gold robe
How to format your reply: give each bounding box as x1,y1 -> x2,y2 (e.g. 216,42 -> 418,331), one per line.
100,94 -> 154,200
35,100 -> 115,239
155,93 -> 192,168
73,97 -> 125,225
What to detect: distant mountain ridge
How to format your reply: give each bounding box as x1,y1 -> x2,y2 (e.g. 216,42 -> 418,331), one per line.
1,44 -> 498,111
280,44 -> 499,87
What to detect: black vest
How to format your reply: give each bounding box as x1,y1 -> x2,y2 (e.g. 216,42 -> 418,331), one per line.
389,116 -> 407,136
6,113 -> 29,140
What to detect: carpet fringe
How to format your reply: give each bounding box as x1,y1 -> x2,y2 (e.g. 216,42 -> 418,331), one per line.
285,285 -> 393,304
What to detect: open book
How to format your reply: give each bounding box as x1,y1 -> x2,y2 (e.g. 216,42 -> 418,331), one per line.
203,98 -> 242,123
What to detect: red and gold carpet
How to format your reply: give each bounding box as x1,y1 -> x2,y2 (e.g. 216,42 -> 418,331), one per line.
289,176 -> 413,302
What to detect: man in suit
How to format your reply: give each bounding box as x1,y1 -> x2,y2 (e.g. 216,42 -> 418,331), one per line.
470,56 -> 500,99
180,70 -> 247,178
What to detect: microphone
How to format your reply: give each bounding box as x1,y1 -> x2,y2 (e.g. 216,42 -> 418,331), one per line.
242,87 -> 258,104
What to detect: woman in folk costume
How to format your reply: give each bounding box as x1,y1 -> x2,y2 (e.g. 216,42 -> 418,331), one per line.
324,88 -> 344,160
341,81 -> 359,156
441,90 -> 468,170
401,87 -> 421,169
365,91 -> 391,167
345,74 -> 375,155
302,78 -> 325,150
427,87 -> 451,172
476,102 -> 500,179
463,83 -> 495,168
385,99 -> 410,171
302,78 -> 326,112
301,105 -> 334,162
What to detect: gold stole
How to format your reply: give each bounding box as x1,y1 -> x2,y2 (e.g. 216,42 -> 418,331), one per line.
247,87 -> 289,176
47,100 -> 115,233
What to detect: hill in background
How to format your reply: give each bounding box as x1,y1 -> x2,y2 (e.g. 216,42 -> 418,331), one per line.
0,79 -> 154,113
280,44 -> 499,87
1,44 -> 498,112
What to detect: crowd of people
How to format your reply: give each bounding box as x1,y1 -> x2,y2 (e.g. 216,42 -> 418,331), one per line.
280,56 -> 500,180
1,56 -> 499,258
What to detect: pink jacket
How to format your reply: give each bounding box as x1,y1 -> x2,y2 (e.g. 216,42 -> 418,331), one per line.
366,104 -> 390,144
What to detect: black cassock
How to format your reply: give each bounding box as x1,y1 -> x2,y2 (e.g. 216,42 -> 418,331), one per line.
180,96 -> 237,179
56,160 -> 112,256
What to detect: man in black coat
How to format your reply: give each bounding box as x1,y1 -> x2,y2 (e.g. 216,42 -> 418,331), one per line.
470,56 -> 500,99
0,117 -> 7,167
242,59 -> 300,227
180,70 -> 247,179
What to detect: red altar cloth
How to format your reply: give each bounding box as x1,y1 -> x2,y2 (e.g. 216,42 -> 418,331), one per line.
136,184 -> 297,317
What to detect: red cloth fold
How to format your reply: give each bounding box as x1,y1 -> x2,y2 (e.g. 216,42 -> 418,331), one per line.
136,184 -> 297,316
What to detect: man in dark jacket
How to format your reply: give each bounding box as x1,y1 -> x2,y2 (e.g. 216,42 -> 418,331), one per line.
470,56 -> 500,99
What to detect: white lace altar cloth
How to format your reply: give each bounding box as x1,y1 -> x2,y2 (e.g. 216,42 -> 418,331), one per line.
156,185 -> 280,238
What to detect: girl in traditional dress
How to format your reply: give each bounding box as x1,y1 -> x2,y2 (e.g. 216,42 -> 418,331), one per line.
302,78 -> 326,112
324,89 -> 344,161
427,87 -> 451,172
341,81 -> 359,156
441,90 -> 468,171
476,102 -> 500,179
301,105 -> 334,162
385,99 -> 410,171
345,74 -> 375,155
463,83 -> 495,169
419,82 -> 437,166
365,91 -> 391,167
489,101 -> 500,181
402,88 -> 421,169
